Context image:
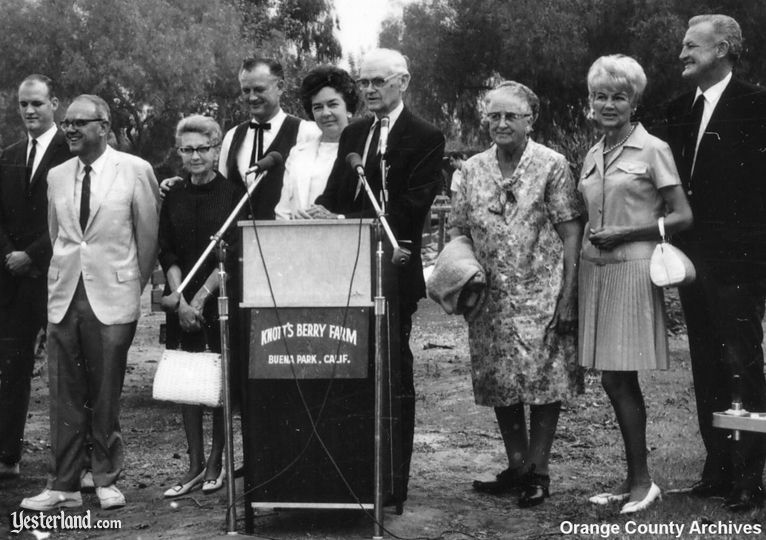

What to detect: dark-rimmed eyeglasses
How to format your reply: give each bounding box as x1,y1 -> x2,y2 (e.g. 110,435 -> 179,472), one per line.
485,112 -> 532,123
177,145 -> 216,155
61,118 -> 106,129
355,73 -> 401,89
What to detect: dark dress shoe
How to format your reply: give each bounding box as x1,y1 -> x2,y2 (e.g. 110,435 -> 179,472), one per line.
518,470 -> 550,508
688,479 -> 730,498
473,467 -> 524,495
724,486 -> 765,512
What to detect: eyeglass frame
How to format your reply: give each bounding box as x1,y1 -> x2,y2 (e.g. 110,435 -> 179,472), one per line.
355,73 -> 403,90
61,118 -> 107,130
176,144 -> 219,156
484,111 -> 533,123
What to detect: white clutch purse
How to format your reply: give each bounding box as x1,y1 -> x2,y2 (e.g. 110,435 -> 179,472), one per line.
649,217 -> 696,287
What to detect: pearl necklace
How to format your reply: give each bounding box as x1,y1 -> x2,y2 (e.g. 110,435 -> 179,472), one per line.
603,123 -> 637,154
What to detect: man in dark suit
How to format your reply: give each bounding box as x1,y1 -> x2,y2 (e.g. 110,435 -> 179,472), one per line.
0,74 -> 71,479
307,48 -> 445,502
663,14 -> 766,512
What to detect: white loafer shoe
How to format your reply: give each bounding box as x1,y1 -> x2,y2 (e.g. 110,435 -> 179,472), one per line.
96,485 -> 126,510
620,483 -> 661,514
21,489 -> 82,511
80,470 -> 95,493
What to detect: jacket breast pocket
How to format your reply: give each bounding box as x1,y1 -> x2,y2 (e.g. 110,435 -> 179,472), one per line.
47,266 -> 59,282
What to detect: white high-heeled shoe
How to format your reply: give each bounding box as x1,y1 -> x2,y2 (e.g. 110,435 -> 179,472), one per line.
619,483 -> 662,514
588,491 -> 629,505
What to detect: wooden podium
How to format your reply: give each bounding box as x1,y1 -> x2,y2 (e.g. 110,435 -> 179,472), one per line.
238,220 -> 402,532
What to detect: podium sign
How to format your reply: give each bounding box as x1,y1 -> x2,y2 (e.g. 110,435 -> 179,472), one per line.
249,307 -> 369,379
238,220 -> 401,528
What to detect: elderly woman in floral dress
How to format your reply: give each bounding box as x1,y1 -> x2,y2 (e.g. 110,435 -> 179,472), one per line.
448,81 -> 584,508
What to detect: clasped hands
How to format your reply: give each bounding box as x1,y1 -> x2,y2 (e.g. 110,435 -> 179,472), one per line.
4,251 -> 37,276
161,290 -> 207,332
588,225 -> 628,251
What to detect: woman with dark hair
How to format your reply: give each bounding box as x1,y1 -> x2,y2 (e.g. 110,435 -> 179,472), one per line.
275,65 -> 359,219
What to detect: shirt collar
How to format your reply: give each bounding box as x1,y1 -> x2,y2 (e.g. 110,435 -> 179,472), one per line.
78,145 -> 111,177
30,124 -> 58,148
374,101 -> 404,129
695,71 -> 732,108
252,108 -> 285,130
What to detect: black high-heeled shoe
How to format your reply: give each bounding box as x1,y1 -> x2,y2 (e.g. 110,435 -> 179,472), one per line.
472,467 -> 525,495
518,466 -> 550,508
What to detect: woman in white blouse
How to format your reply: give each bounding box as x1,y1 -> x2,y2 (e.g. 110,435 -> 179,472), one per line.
275,66 -> 359,219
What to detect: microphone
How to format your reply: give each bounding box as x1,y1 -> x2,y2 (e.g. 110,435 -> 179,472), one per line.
244,151 -> 283,175
346,152 -> 365,177
379,116 -> 390,156
347,152 -> 410,267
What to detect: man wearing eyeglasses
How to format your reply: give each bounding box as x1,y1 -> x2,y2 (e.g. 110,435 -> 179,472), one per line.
21,94 -> 159,512
308,48 -> 445,505
0,75 -> 71,481
218,57 -> 319,219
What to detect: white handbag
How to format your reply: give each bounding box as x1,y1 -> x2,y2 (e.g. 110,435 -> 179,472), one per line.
152,349 -> 223,408
649,217 -> 696,287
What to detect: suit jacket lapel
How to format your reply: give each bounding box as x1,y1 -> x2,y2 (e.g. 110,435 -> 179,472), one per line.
29,130 -> 66,191
386,107 -> 408,153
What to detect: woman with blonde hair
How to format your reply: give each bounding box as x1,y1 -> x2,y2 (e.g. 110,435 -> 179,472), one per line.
579,55 -> 692,513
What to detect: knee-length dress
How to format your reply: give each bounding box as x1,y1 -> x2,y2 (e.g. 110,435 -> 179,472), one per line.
578,123 -> 680,371
449,141 -> 584,406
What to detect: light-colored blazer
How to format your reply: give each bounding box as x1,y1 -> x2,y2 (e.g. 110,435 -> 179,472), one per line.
47,146 -> 160,325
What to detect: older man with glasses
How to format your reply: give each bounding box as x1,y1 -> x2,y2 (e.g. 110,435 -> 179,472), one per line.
306,48 -> 445,506
20,94 -> 159,512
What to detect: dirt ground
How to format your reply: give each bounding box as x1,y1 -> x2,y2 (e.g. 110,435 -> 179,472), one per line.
1,290 -> 765,539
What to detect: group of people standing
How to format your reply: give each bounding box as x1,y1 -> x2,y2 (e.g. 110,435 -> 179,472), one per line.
0,46 -> 445,513
449,13 -> 766,515
0,10 -> 763,524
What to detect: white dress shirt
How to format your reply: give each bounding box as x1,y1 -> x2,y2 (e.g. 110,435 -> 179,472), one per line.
74,147 -> 111,219
692,71 -> 732,172
27,124 -> 58,178
218,108 -> 320,179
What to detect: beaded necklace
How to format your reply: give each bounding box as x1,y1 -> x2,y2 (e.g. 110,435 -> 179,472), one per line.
603,123 -> 637,154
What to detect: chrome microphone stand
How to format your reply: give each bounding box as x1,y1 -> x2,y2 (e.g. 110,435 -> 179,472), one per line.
352,155 -> 408,539
174,164 -> 274,535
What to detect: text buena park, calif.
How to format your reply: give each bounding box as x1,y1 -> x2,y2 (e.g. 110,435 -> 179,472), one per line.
560,519 -> 762,538
10,510 -> 121,534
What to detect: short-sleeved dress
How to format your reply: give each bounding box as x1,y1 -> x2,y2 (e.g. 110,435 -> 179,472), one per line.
449,141 -> 584,407
578,123 -> 681,371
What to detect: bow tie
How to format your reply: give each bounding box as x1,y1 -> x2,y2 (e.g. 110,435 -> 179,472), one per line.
249,122 -> 271,131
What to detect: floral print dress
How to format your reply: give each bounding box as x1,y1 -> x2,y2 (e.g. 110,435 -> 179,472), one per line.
449,141 -> 584,406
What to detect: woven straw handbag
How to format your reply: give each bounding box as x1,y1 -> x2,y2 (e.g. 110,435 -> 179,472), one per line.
152,346 -> 223,408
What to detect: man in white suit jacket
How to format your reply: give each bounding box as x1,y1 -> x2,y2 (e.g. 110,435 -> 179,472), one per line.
21,95 -> 159,511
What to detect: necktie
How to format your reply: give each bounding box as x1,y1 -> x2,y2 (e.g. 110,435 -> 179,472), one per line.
80,165 -> 92,232
357,121 -> 382,200
248,122 -> 271,166
684,95 -> 705,173
25,139 -> 37,185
